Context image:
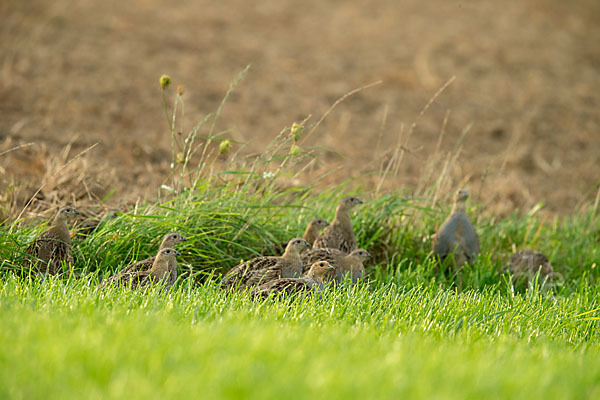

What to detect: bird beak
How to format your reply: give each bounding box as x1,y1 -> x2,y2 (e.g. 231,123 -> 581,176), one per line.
327,265 -> 335,270
182,236 -> 188,241
366,252 -> 372,258
175,250 -> 181,256
74,210 -> 80,215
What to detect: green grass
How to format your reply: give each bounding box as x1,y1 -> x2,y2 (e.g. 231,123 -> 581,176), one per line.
1,276 -> 599,399
1,183 -> 599,399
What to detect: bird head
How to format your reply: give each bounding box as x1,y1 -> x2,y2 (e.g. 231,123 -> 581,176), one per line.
350,249 -> 371,261
55,206 -> 80,223
310,218 -> 330,229
161,232 -> 188,248
286,238 -> 311,253
340,196 -> 364,209
157,247 -> 181,259
455,189 -> 470,202
309,261 -> 335,277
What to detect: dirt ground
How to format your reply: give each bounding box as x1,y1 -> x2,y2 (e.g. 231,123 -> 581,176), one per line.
1,0 -> 599,219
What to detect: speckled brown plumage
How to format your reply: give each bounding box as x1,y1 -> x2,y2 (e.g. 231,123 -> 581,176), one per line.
119,233 -> 187,281
313,196 -> 363,253
25,206 -> 79,275
256,261 -> 335,298
301,248 -> 371,284
100,248 -> 180,290
221,238 -> 310,290
432,189 -> 479,269
505,250 -> 555,285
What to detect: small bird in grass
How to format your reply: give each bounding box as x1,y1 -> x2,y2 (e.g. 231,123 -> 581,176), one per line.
100,248 -> 180,290
301,248 -> 371,284
256,261 -> 335,298
221,238 -> 310,290
432,189 -> 479,270
313,196 -> 363,253
302,218 -> 330,245
505,250 -> 556,286
119,233 -> 187,281
25,206 -> 80,275
264,218 -> 329,256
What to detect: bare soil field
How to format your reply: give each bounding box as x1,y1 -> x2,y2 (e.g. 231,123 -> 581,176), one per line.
1,0 -> 599,219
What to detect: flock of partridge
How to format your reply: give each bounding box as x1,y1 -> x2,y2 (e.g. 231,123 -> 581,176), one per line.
20,190 -> 556,295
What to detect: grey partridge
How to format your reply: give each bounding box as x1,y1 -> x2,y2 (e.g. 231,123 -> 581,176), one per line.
313,196 -> 363,253
25,206 -> 80,275
221,238 -> 310,290
432,189 -> 479,269
256,261 -> 335,298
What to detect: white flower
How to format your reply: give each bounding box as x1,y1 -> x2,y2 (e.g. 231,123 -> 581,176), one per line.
262,171 -> 275,179
161,184 -> 175,192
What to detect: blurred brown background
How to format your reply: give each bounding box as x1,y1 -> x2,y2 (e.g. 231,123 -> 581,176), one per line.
1,0 -> 599,217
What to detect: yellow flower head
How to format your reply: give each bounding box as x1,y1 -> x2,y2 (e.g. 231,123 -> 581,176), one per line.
219,140 -> 232,155
160,74 -> 172,90
290,122 -> 305,142
289,144 -> 302,157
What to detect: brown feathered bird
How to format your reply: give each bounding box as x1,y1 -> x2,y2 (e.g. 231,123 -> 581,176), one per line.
432,189 -> 479,269
221,238 -> 310,290
25,206 -> 80,275
120,233 -> 187,280
256,261 -> 335,298
302,218 -> 330,245
313,196 -> 363,253
301,248 -> 371,284
505,250 -> 555,285
100,248 -> 180,290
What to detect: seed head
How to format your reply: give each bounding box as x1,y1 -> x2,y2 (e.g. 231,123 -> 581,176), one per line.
289,144 -> 302,157
290,122 -> 304,142
177,85 -> 185,96
160,74 -> 172,90
176,152 -> 185,164
219,140 -> 232,155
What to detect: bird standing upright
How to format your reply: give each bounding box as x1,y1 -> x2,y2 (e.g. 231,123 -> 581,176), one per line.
302,218 -> 330,245
313,196 -> 363,253
432,189 -> 479,270
25,206 -> 80,275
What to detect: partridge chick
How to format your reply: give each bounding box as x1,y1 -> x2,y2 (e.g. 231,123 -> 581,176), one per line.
301,248 -> 371,284
256,261 -> 335,298
120,232 -> 187,277
506,250 -> 555,285
265,218 -> 329,256
25,206 -> 80,275
101,248 -> 180,290
313,196 -> 363,253
221,238 -> 310,290
432,189 -> 479,269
